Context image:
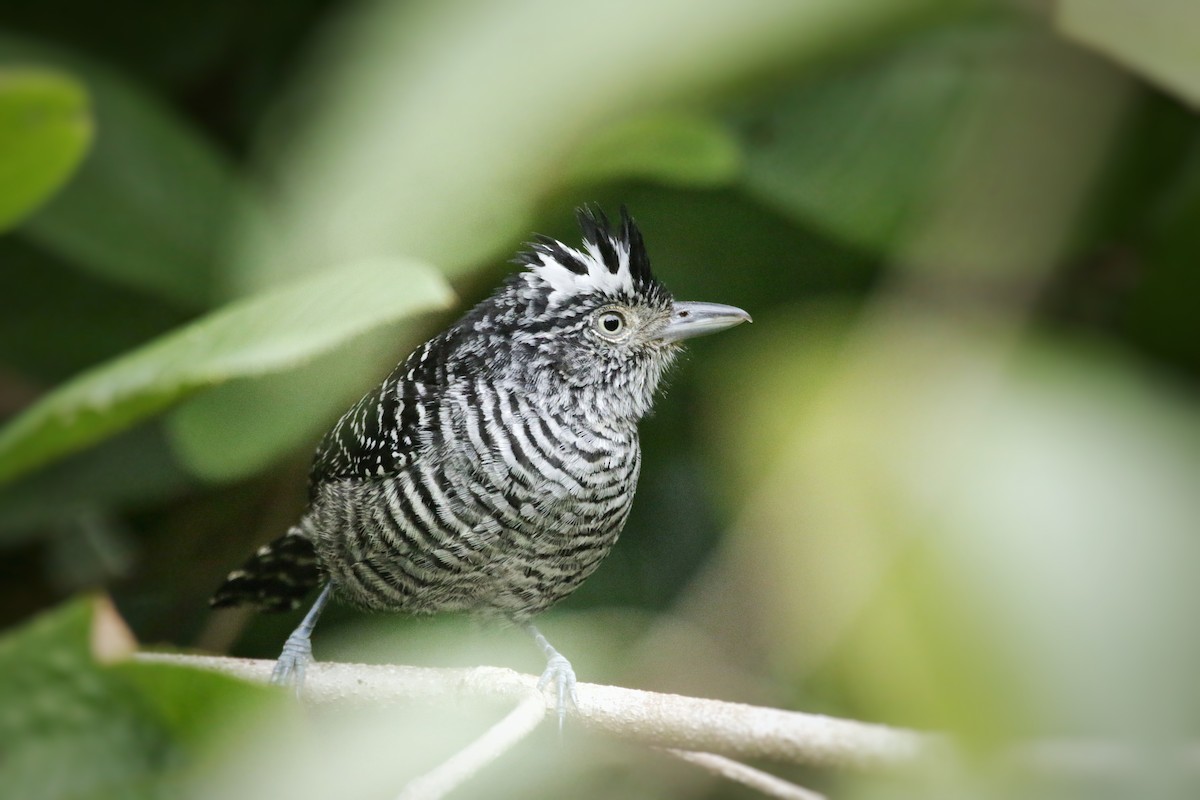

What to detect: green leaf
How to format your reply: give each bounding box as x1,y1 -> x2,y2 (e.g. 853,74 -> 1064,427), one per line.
233,0 -> 960,293
0,426 -> 191,546
0,237 -> 188,383
0,68 -> 92,232
563,113 -> 742,188
0,35 -> 246,309
733,23 -> 990,254
167,325 -> 412,482
1058,0 -> 1200,108
1124,135 -> 1200,371
0,597 -> 289,800
735,18 -> 1134,263
0,259 -> 453,484
0,599 -> 165,800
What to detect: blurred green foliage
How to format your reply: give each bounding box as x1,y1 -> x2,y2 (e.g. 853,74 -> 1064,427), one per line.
0,258 -> 451,481
0,598 -> 293,800
0,68 -> 91,232
1,0 -> 1198,797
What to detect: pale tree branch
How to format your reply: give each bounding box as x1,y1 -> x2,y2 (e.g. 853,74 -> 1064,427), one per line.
664,748 -> 829,800
396,691 -> 546,800
133,652 -> 1200,799
134,652 -> 934,772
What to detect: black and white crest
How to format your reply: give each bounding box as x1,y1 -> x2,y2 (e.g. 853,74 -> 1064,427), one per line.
512,206 -> 669,308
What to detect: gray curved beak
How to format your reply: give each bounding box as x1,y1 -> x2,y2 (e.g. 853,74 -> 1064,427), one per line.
657,301 -> 752,343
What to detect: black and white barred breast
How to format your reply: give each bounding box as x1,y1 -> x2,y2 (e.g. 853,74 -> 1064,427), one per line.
293,331 -> 643,622
210,207 -> 745,624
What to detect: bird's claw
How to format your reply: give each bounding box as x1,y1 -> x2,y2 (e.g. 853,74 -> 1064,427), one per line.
271,632 -> 313,698
537,652 -> 579,732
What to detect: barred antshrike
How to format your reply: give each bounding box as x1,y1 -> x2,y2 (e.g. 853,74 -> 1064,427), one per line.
211,206 -> 750,723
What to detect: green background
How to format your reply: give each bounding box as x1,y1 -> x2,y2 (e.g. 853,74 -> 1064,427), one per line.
1,0 -> 1198,797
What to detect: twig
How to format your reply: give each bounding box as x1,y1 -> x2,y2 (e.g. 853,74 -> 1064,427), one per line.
665,748 -> 829,800
397,691 -> 545,800
134,653 -> 933,770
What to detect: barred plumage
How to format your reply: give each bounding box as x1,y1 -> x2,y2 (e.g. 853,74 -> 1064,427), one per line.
211,206 -> 750,713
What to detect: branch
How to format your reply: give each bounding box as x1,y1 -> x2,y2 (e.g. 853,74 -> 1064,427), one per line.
664,749 -> 829,800
134,653 -> 934,771
397,691 -> 545,800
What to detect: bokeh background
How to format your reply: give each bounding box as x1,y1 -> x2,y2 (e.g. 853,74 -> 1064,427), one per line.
2,0 -> 1198,798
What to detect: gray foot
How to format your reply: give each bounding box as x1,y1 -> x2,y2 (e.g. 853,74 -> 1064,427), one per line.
535,648 -> 579,732
525,624 -> 582,731
270,583 -> 332,698
271,630 -> 313,697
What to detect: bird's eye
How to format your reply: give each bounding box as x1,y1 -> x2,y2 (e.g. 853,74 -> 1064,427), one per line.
595,310 -> 628,339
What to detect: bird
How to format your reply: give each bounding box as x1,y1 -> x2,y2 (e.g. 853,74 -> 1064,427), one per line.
210,206 -> 750,724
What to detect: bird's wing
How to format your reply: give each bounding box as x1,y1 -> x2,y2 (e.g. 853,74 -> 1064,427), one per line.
308,336 -> 445,487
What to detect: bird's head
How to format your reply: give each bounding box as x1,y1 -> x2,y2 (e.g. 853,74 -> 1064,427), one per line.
462,206 -> 750,420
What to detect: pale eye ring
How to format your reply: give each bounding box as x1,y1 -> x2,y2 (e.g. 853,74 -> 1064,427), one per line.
595,310 -> 628,338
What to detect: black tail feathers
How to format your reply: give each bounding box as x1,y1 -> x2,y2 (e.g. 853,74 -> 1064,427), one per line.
210,532 -> 322,613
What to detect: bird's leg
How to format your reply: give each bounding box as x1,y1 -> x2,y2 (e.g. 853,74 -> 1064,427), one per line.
525,623 -> 578,731
271,583 -> 332,697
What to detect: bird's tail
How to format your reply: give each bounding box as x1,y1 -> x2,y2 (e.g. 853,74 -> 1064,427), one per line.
210,529 -> 322,613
